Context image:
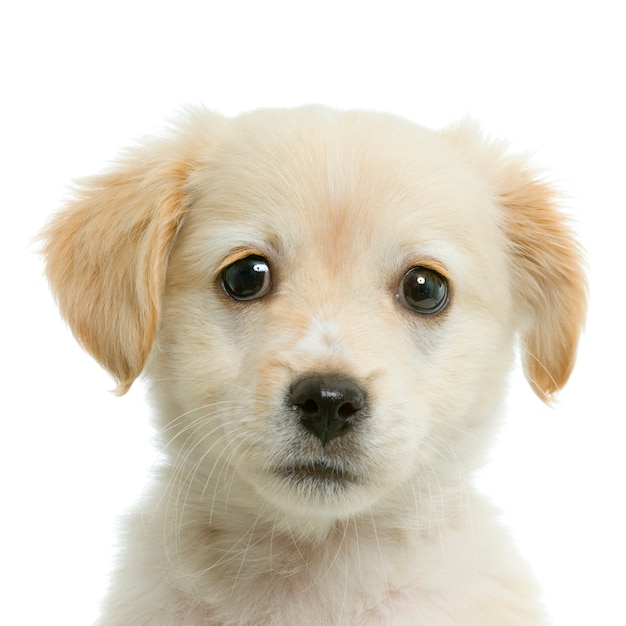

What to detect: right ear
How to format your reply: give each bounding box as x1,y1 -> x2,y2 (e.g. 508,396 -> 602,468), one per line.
442,121 -> 587,402
41,111 -> 223,393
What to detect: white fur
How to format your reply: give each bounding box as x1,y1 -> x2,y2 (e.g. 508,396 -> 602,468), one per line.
42,106 -> 586,624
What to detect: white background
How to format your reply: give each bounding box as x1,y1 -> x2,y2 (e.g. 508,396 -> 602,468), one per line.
1,1 -> 624,624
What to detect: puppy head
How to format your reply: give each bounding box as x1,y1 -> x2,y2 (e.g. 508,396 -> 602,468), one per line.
42,107 -> 586,521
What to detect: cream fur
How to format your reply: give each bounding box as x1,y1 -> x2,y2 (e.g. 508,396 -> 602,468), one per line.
42,106 -> 586,625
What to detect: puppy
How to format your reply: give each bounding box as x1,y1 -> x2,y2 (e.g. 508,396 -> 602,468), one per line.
43,106 -> 586,625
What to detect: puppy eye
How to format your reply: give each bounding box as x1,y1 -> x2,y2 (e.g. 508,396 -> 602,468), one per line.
222,255 -> 272,301
398,266 -> 449,314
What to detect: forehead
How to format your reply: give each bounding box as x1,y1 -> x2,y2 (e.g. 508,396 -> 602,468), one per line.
185,109 -> 503,274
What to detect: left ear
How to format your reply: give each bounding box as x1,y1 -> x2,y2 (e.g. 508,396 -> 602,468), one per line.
41,151 -> 191,394
40,110 -> 228,393
498,160 -> 587,402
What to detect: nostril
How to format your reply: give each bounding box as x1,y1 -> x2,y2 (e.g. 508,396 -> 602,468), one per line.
338,401 -> 359,419
298,398 -> 320,415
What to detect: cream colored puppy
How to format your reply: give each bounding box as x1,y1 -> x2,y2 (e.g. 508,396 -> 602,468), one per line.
43,106 -> 586,625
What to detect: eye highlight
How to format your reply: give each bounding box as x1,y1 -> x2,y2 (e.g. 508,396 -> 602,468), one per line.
398,266 -> 449,314
221,255 -> 272,301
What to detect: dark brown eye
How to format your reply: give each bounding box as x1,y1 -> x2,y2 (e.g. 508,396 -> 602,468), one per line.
398,266 -> 449,314
222,255 -> 271,301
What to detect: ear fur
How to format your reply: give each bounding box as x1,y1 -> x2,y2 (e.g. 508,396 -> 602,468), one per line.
499,164 -> 587,402
444,122 -> 587,402
41,115 -> 218,393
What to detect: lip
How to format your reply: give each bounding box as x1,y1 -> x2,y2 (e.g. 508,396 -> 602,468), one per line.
277,461 -> 359,484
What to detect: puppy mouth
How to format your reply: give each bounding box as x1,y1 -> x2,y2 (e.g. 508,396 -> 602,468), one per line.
276,461 -> 360,485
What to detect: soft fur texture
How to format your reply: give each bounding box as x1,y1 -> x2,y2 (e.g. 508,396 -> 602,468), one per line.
43,106 -> 586,625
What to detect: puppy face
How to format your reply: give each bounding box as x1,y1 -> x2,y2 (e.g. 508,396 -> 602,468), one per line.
43,106 -> 586,526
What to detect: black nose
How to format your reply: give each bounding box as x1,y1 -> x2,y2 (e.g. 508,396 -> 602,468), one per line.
288,375 -> 367,446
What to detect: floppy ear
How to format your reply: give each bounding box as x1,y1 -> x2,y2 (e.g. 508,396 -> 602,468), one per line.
499,163 -> 587,402
42,128 -> 205,394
